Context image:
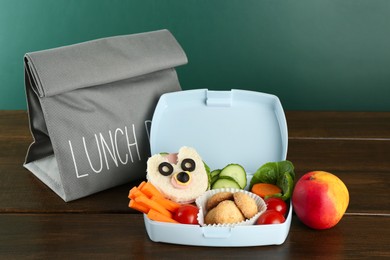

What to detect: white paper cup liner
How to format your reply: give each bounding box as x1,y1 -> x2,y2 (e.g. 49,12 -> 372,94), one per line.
195,188 -> 267,227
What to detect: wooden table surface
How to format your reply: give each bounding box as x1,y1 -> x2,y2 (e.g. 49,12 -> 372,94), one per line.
1,110 -> 389,259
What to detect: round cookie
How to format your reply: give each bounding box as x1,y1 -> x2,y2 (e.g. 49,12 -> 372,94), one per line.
233,192 -> 258,219
206,192 -> 233,211
205,200 -> 244,225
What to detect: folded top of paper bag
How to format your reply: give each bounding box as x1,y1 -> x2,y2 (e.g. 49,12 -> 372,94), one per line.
24,29 -> 187,98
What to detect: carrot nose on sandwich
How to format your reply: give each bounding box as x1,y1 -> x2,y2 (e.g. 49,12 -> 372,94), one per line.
171,171 -> 192,189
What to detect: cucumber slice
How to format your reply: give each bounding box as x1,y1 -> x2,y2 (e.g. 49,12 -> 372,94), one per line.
219,164 -> 247,189
210,169 -> 221,186
211,177 -> 241,189
210,169 -> 221,178
210,175 -> 219,186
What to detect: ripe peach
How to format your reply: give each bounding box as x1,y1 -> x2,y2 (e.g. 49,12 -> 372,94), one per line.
292,171 -> 349,230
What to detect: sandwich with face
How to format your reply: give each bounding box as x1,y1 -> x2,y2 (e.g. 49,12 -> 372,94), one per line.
146,146 -> 209,204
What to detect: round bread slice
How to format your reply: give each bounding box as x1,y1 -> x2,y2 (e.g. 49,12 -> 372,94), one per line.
233,192 -> 258,219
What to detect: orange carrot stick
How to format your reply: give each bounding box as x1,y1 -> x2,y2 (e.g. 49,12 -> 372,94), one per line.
128,186 -> 146,200
129,199 -> 150,214
140,182 -> 164,198
251,183 -> 282,198
138,181 -> 146,190
151,195 -> 181,213
135,195 -> 172,218
147,209 -> 178,224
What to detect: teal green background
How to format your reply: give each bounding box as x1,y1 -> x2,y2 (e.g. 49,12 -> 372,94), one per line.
1,0 -> 390,111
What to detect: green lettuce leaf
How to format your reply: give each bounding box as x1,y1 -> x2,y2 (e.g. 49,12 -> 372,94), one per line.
249,160 -> 295,200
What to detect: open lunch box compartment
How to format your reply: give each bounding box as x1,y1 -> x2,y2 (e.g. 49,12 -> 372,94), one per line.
144,89 -> 291,247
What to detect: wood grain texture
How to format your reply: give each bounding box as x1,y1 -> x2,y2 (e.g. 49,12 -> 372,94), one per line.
3,111 -> 390,139
1,111 -> 389,214
1,165 -> 388,215
1,111 -> 389,258
0,214 -> 388,259
285,111 -> 390,139
288,139 -> 390,172
0,111 -> 30,139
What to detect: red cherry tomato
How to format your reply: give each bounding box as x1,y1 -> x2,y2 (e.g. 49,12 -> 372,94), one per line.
173,204 -> 199,225
256,210 -> 286,225
265,197 -> 287,216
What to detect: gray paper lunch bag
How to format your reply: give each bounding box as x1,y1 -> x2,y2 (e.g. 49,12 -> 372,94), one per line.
23,29 -> 187,201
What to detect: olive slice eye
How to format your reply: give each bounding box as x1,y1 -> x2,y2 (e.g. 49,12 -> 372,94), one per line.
158,162 -> 173,176
181,158 -> 196,172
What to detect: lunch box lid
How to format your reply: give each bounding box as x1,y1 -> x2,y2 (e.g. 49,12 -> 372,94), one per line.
149,89 -> 288,173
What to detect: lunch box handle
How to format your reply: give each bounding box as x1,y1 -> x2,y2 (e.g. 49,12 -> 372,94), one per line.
202,227 -> 232,239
